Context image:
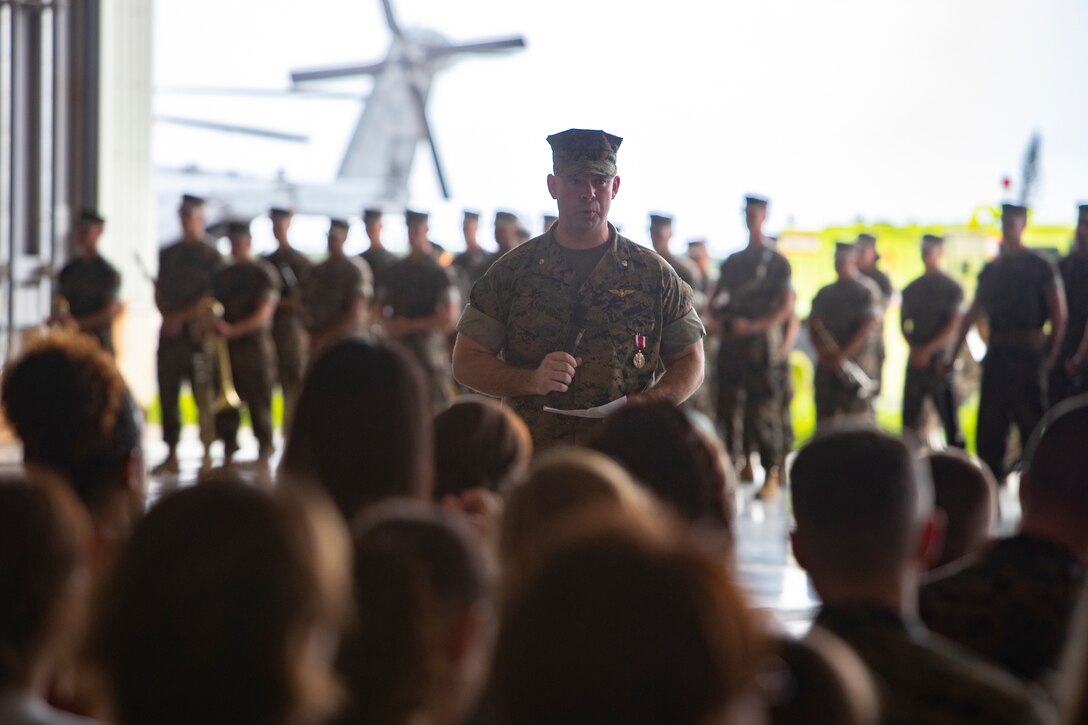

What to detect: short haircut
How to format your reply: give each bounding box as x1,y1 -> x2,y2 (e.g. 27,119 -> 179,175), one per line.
926,450 -> 996,570
491,514 -> 763,725
433,397 -> 532,499
1,332 -> 138,512
335,503 -> 489,724
86,480 -> 350,725
281,337 -> 433,520
1022,395 -> 1088,518
790,426 -> 928,580
0,477 -> 88,689
589,401 -> 734,536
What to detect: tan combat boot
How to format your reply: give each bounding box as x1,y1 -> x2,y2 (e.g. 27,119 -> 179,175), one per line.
755,466 -> 781,501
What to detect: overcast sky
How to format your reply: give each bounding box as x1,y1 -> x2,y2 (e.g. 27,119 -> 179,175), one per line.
153,0 -> 1088,255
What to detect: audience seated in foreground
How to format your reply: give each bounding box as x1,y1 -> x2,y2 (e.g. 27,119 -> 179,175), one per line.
925,449 -> 997,570
281,336 -> 433,521
333,503 -> 492,725
0,476 -> 97,725
1,331 -> 145,563
433,396 -> 532,501
84,480 -> 350,725
790,425 -> 1053,724
921,396 -> 1088,688
490,511 -> 766,725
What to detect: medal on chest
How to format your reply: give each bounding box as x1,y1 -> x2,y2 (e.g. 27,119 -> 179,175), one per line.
633,333 -> 646,369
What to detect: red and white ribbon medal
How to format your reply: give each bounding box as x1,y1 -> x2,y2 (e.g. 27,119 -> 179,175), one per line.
633,333 -> 646,369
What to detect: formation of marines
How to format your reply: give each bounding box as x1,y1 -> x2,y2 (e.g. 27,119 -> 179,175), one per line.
53,131 -> 1088,487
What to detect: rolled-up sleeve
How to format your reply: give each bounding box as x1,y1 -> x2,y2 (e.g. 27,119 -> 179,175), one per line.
456,304 -> 505,354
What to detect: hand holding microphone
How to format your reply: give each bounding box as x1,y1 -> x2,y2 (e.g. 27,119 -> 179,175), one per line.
535,303 -> 588,401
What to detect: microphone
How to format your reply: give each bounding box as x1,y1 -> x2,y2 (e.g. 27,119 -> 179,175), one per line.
548,303 -> 589,404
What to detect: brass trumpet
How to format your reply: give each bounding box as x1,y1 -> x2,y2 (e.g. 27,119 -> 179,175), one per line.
810,318 -> 879,400
191,297 -> 242,470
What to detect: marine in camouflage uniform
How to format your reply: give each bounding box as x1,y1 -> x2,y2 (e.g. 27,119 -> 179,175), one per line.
711,196 -> 793,496
684,238 -> 718,420
153,195 -> 226,474
816,605 -> 1053,725
901,235 -> 966,448
454,129 -> 706,450
57,209 -> 121,354
920,534 -> 1085,688
809,243 -> 881,422
648,213 -> 701,292
857,232 -> 894,394
1049,204 -> 1088,404
302,219 -> 374,354
213,221 -> 280,463
383,210 -> 460,412
261,207 -> 312,432
948,203 -> 1066,481
360,208 -> 400,310
451,209 -> 492,306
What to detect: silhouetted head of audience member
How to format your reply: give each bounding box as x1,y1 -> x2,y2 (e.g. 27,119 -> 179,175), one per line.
86,480 -> 350,725
491,513 -> 765,725
1,332 -> 145,539
433,397 -> 532,500
499,447 -> 652,578
589,401 -> 734,540
1020,395 -> 1088,558
281,336 -> 433,521
789,426 -> 939,603
0,476 -> 89,696
335,503 -> 492,725
765,628 -> 880,725
926,450 -> 997,570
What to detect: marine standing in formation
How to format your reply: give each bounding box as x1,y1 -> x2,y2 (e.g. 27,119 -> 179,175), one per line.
711,196 -> 793,498
382,210 -> 460,411
453,128 -> 705,449
302,218 -> 374,354
648,213 -> 700,291
451,210 -> 491,303
948,203 -> 1066,483
152,194 -> 225,475
56,209 -> 122,355
212,221 -> 279,467
856,232 -> 894,393
1049,204 -> 1088,404
808,242 -> 881,423
900,234 -> 966,448
360,208 -> 400,310
261,207 -> 312,432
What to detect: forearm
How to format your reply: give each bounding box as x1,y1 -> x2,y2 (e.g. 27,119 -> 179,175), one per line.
452,336 -> 538,397
922,314 -> 963,358
632,342 -> 705,405
1047,291 -> 1067,362
949,302 -> 982,361
752,289 -> 796,333
839,318 -> 878,361
76,301 -> 121,330
227,300 -> 276,339
391,303 -> 456,337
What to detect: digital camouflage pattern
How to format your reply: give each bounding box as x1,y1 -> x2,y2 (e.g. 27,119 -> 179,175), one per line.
861,264 -> 894,392
458,224 -> 704,449
361,246 -> 401,303
816,605 -> 1054,725
452,248 -> 494,308
901,271 -> 965,444
809,275 -> 881,421
974,250 -> 1062,479
921,534 -> 1086,689
1050,251 -> 1088,403
58,254 -> 121,354
156,238 -> 225,447
713,245 -> 792,466
263,245 -> 313,425
302,256 -> 373,336
546,128 -> 622,177
212,259 -> 279,456
383,254 -> 459,411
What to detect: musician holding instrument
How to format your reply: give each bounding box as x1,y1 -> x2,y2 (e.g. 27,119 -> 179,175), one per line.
213,221 -> 280,469
152,194 -> 225,476
56,209 -> 122,354
711,195 -> 793,499
808,242 -> 881,423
